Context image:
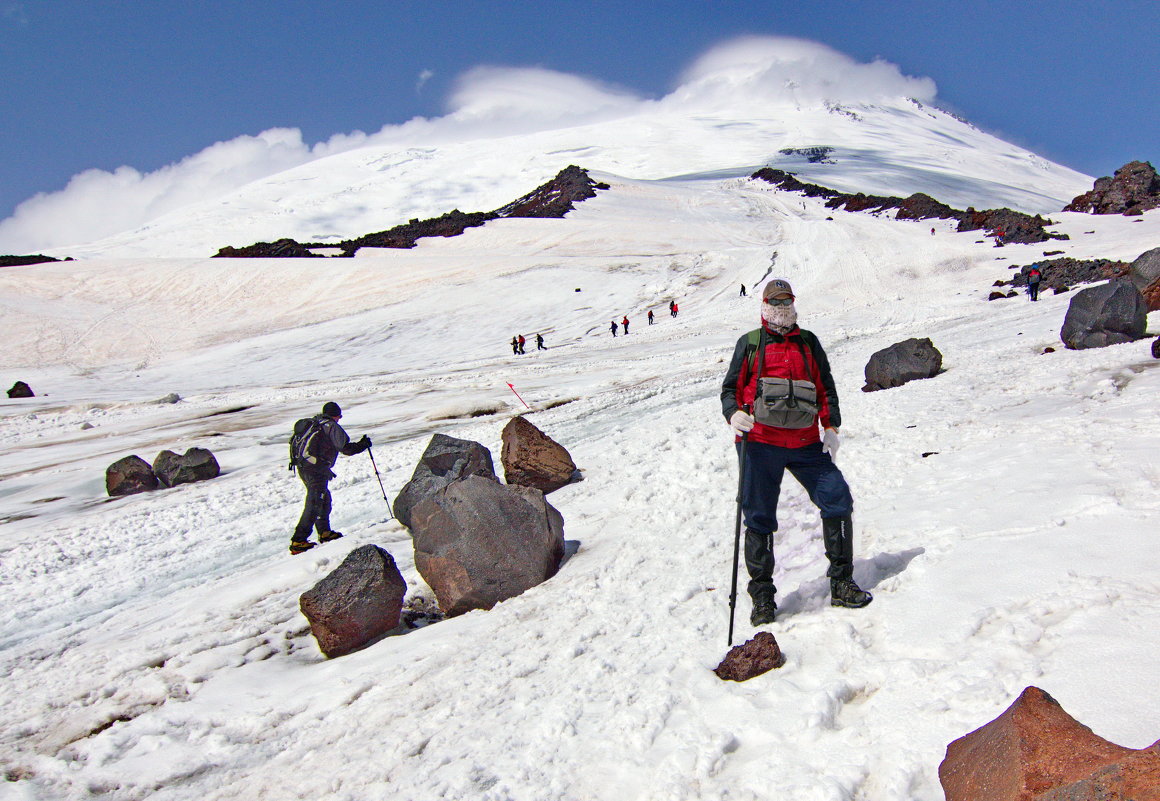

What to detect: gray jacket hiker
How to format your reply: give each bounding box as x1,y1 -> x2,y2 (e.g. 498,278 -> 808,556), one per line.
291,401 -> 370,554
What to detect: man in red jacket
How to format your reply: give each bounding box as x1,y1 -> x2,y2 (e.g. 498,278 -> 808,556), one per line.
720,279 -> 872,625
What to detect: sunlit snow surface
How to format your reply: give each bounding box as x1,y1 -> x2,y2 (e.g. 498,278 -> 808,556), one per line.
1,129 -> 1158,800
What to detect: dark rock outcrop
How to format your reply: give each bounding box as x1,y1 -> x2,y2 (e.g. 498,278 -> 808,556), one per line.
1064,160 -> 1160,215
7,381 -> 34,398
0,254 -> 63,268
751,169 -> 1063,242
1152,337 -> 1160,359
1006,258 -> 1130,293
152,448 -> 220,488
714,632 -> 786,681
392,434 -> 497,529
1060,279 -> 1149,350
299,544 -> 407,658
106,456 -> 159,497
410,475 -> 565,617
1128,247 -> 1160,311
214,166 -> 609,258
862,338 -> 944,392
500,416 -> 578,494
939,686 -> 1160,801
214,238 -> 325,259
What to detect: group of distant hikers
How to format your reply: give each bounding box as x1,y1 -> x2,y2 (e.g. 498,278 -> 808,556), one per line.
610,300 -> 679,337
289,279 -> 872,631
509,333 -> 547,354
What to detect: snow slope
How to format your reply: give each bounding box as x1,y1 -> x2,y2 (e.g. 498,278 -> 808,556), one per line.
2,157 -> 1158,799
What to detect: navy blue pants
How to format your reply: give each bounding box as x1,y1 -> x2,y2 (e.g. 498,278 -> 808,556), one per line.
737,440 -> 853,535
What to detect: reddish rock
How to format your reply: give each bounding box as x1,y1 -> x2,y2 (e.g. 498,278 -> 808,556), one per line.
940,686 -> 1160,801
7,381 -> 34,398
714,632 -> 786,681
500,416 -> 578,494
299,545 -> 407,658
1128,247 -> 1160,312
1064,160 -> 1160,215
410,475 -> 564,617
105,455 -> 159,497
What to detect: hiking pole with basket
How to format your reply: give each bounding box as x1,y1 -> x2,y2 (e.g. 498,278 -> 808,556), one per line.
367,447 -> 395,521
727,406 -> 751,648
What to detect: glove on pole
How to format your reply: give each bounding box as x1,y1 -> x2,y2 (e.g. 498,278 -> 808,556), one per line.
367,447 -> 394,520
727,409 -> 751,648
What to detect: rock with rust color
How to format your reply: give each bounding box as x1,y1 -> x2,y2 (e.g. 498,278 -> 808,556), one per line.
105,455 -> 159,497
714,632 -> 786,681
7,381 -> 34,398
300,545 -> 408,658
940,686 -> 1160,801
1128,247 -> 1160,312
1064,160 -> 1160,216
392,433 -> 497,529
152,447 -> 220,488
410,475 -> 564,617
501,416 -> 578,494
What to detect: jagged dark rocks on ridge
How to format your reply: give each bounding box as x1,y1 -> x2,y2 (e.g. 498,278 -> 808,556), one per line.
213,165 -> 609,258
1001,257 -> 1130,292
751,168 -> 1066,243
0,254 -> 67,268
1063,160 -> 1160,215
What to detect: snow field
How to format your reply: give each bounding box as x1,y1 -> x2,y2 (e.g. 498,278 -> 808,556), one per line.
1,159 -> 1158,799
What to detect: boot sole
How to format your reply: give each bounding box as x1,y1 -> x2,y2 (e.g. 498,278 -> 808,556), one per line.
830,596 -> 872,609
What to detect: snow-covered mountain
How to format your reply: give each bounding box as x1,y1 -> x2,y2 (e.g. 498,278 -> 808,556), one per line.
1,37 -> 1158,801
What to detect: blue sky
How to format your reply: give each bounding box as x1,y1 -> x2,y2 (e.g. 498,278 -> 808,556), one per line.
1,0 -> 1157,229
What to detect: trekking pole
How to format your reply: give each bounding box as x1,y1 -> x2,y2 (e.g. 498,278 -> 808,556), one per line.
727,407 -> 751,648
367,447 -> 395,520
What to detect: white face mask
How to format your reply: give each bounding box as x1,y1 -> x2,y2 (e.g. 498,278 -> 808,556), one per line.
761,300 -> 798,331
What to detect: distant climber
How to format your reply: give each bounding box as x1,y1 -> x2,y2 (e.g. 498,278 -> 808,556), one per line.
1027,264 -> 1042,302
648,310 -> 655,325
288,402 -> 372,555
518,334 -> 526,354
740,284 -> 747,297
536,333 -> 546,350
511,336 -> 519,355
610,320 -> 618,337
622,315 -> 630,335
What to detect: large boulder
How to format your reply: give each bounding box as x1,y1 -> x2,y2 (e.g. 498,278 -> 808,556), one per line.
299,545 -> 407,658
862,337 -> 943,392
1063,160 -> 1160,215
410,475 -> 565,617
940,686 -> 1160,801
1060,279 -> 1149,350
500,416 -> 578,494
152,447 -> 220,488
1128,247 -> 1160,311
7,381 -> 34,398
105,455 -> 158,497
392,434 -> 497,528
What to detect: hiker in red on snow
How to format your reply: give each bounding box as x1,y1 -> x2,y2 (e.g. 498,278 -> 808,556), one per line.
720,279 -> 872,626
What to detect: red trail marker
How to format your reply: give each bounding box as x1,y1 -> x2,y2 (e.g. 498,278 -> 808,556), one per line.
507,383 -> 530,409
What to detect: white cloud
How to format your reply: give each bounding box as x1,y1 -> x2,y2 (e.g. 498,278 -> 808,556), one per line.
0,37 -> 938,253
668,35 -> 937,108
416,69 -> 434,93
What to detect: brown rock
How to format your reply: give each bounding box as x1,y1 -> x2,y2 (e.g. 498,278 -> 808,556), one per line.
714,632 -> 786,681
299,544 -> 407,658
1152,337 -> 1160,359
411,475 -> 564,617
152,447 -> 220,488
939,686 -> 1160,801
1064,160 -> 1160,215
392,433 -> 497,529
105,455 -> 159,497
1128,247 -> 1160,312
500,416 -> 578,494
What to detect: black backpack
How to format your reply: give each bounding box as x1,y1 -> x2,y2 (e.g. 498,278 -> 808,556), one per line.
288,417 -> 326,471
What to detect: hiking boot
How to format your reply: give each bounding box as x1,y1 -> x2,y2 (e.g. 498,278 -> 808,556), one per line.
318,530 -> 344,543
289,540 -> 315,555
831,579 -> 873,609
749,597 -> 778,626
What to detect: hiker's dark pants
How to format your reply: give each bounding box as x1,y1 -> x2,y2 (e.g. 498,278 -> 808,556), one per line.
1029,282 -> 1040,301
294,468 -> 333,541
737,440 -> 854,597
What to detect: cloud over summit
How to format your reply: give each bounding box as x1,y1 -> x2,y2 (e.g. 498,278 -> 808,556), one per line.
0,37 -> 939,253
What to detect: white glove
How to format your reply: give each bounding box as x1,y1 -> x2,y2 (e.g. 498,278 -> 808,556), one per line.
822,428 -> 840,461
730,410 -> 755,436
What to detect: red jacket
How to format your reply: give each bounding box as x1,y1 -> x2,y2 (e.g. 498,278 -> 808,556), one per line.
720,324 -> 841,448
